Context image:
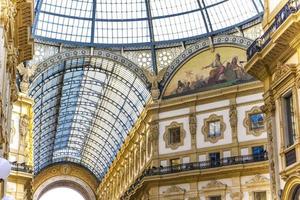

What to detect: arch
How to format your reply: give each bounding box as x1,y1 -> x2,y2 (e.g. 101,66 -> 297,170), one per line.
160,35 -> 253,98
32,48 -> 150,86
33,163 -> 98,200
29,51 -> 151,180
281,175 -> 300,200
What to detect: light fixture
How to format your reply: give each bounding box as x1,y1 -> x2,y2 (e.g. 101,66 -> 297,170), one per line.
0,158 -> 11,180
2,196 -> 14,200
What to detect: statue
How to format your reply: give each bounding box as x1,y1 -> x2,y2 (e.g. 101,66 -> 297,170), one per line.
17,63 -> 35,93
19,115 -> 29,150
142,68 -> 167,100
10,120 -> 15,144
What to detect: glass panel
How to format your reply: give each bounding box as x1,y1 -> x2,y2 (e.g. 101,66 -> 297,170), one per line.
208,120 -> 221,137
250,113 -> 264,130
254,191 -> 267,200
169,127 -> 181,144
284,93 -> 296,147
33,0 -> 264,45
29,57 -> 150,180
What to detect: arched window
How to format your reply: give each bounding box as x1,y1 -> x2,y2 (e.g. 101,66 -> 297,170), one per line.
293,185 -> 300,200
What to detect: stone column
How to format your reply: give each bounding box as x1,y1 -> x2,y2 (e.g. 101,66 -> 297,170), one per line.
261,92 -> 280,200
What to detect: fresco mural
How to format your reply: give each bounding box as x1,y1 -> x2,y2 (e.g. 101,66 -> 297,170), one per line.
163,47 -> 254,98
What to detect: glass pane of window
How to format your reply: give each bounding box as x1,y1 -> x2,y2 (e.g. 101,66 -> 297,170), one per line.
284,93 -> 296,147
209,152 -> 220,167
250,113 -> 264,130
210,196 -> 221,200
254,191 -> 267,200
208,120 -> 221,137
169,127 -> 181,144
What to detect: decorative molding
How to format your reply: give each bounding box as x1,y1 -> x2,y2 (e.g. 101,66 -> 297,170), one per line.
272,63 -> 297,85
32,49 -> 150,86
202,180 -> 227,190
243,106 -> 266,136
163,121 -> 186,150
162,185 -> 186,195
33,163 -> 98,195
202,114 -> 225,143
246,174 -> 269,185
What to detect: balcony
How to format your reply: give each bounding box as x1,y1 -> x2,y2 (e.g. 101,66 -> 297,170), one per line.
247,0 -> 300,60
121,153 -> 268,199
10,162 -> 33,174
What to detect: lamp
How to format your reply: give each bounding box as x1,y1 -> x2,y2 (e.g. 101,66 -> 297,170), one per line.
0,158 -> 11,180
2,196 -> 14,200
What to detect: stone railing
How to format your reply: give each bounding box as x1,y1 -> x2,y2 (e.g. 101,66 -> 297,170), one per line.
247,0 -> 300,60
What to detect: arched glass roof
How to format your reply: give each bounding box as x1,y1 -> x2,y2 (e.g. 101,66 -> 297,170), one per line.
33,0 -> 264,47
29,56 -> 150,179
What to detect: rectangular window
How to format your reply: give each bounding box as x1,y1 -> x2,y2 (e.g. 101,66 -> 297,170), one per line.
283,93 -> 296,147
209,152 -> 220,167
252,146 -> 265,161
285,148 -> 296,167
169,127 -> 181,144
210,196 -> 221,200
249,113 -> 264,130
208,120 -> 221,137
253,191 -> 267,200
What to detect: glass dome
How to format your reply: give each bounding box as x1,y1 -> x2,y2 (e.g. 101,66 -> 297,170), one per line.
33,0 -> 264,48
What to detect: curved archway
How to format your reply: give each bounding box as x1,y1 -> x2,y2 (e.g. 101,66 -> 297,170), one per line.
29,50 -> 151,180
39,186 -> 85,200
281,175 -> 300,200
33,163 -> 98,200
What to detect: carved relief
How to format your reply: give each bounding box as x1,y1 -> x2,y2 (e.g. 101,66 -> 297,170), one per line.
272,63 -> 296,85
163,185 -> 186,194
245,174 -> 269,185
162,185 -> 186,200
202,180 -> 227,190
163,122 -> 186,150
202,114 -> 225,143
243,106 -> 266,136
202,180 -> 227,200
